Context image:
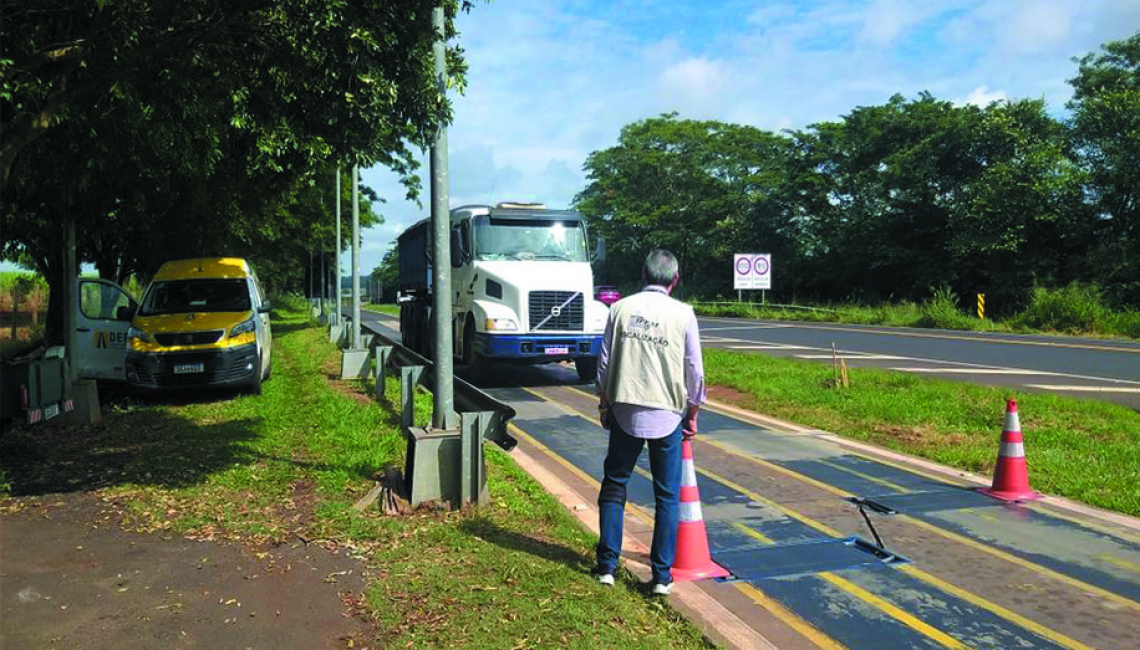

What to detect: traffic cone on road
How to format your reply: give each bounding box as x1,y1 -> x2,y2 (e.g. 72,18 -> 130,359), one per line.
980,399 -> 1040,502
672,438 -> 731,582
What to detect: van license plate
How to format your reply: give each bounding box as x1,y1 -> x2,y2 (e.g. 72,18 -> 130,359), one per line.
545,347 -> 569,355
174,362 -> 205,374
43,403 -> 60,420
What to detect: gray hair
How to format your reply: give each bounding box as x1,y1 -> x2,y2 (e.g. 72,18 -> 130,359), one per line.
642,249 -> 680,287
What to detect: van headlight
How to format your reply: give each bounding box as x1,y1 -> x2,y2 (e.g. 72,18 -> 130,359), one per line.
484,318 -> 518,331
230,319 -> 256,337
127,326 -> 148,342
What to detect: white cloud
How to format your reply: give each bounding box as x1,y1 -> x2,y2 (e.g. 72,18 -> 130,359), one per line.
962,85 -> 1008,107
348,0 -> 1140,274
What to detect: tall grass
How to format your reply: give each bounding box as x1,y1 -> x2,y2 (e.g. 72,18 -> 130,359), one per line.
693,283 -> 1138,339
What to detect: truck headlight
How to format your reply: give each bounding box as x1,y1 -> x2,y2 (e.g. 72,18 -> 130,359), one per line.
127,326 -> 148,342
230,318 -> 256,337
484,318 -> 518,332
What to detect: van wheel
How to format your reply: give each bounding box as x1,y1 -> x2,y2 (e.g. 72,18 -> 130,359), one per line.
575,356 -> 598,384
247,354 -> 263,395
262,358 -> 272,383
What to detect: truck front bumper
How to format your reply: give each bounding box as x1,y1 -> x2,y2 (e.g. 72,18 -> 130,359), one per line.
125,344 -> 258,390
474,333 -> 602,363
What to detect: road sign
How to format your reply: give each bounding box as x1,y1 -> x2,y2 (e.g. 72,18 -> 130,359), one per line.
734,254 -> 772,290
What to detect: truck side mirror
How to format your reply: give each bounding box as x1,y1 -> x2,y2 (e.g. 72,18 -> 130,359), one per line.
450,229 -> 465,268
594,236 -> 607,263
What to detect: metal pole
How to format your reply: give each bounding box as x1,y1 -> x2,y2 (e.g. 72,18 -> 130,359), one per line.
431,4 -> 455,430
335,167 -> 342,326
351,164 -> 361,349
320,240 -> 326,317
64,216 -> 78,381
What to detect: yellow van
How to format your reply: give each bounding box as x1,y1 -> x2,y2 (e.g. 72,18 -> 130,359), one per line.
125,258 -> 272,393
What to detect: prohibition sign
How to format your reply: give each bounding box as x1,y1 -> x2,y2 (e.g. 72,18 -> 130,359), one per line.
736,256 -> 752,276
754,255 -> 769,275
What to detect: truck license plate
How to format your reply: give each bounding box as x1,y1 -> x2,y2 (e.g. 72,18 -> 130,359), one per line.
43,403 -> 60,420
544,347 -> 569,355
174,362 -> 205,374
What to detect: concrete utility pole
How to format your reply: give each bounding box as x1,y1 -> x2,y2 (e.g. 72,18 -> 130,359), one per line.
430,5 -> 455,430
351,164 -> 361,350
334,167 -> 342,326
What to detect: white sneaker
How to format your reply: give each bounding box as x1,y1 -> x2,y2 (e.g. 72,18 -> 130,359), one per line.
651,582 -> 674,596
596,573 -> 615,586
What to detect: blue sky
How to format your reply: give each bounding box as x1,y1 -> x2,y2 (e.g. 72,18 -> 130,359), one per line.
355,0 -> 1140,274
7,1 -> 1137,277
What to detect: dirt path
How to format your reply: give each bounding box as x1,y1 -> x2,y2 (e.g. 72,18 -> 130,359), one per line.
1,494 -> 373,650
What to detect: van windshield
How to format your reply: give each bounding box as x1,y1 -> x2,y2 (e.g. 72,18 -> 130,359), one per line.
140,279 -> 251,316
473,218 -> 589,262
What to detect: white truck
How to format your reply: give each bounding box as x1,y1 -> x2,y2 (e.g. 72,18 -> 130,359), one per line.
397,202 -> 608,381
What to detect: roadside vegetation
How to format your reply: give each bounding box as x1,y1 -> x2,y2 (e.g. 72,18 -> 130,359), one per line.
703,349 -> 1140,517
690,283 -> 1140,339
0,300 -> 711,649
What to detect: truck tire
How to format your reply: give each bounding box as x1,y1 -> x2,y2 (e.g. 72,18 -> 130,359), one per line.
575,356 -> 598,384
463,319 -> 487,383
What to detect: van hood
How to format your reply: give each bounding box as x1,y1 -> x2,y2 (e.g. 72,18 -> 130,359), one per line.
135,311 -> 252,333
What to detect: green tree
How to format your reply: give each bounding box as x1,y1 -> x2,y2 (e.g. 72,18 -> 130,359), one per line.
370,245 -> 399,303
1068,30 -> 1140,307
574,114 -> 792,296
1,0 -> 475,342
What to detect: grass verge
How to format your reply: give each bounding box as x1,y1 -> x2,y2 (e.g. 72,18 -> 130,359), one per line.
0,305 -> 711,649
704,348 -> 1140,517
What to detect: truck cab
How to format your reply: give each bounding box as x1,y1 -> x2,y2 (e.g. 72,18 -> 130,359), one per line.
398,202 -> 609,381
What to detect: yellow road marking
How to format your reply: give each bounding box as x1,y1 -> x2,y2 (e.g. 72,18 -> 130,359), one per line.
895,567 -> 1094,650
901,517 -> 1140,615
818,573 -> 971,650
814,459 -> 913,494
697,317 -> 1140,354
1096,554 -> 1140,575
732,582 -> 850,650
733,524 -> 969,650
522,386 -> 1120,647
712,467 -> 1096,650
509,422 -> 845,650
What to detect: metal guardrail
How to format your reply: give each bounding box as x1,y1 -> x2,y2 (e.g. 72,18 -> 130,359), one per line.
692,301 -> 840,314
357,320 -> 517,451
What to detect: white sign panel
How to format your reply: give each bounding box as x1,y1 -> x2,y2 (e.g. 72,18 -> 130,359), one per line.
733,254 -> 772,290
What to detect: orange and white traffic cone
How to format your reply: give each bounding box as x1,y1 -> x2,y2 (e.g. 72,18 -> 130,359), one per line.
672,438 -> 731,582
980,399 -> 1040,502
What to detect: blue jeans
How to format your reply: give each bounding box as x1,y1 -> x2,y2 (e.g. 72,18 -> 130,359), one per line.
595,421 -> 682,585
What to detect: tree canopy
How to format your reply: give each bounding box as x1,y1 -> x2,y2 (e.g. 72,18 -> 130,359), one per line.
577,31 -> 1138,313
2,0 -> 477,341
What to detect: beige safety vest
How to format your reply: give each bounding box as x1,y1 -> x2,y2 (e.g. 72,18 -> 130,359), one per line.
605,290 -> 694,414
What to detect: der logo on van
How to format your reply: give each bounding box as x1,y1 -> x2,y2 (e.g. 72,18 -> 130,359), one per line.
94,330 -> 128,349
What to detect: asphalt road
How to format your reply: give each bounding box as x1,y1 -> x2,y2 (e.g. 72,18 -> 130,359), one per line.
355,308 -> 1140,649
697,317 -> 1140,410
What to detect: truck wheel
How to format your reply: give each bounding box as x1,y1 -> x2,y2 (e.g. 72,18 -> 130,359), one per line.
463,320 -> 487,383
575,356 -> 598,384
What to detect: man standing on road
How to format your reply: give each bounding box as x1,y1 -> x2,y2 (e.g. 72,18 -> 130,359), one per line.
593,249 -> 705,595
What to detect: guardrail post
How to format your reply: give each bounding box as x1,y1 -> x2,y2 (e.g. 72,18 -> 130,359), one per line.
460,411 -> 491,505
400,365 -> 424,430
373,346 -> 392,399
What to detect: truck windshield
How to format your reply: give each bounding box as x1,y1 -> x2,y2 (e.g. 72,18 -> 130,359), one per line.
473,218 -> 589,262
140,279 -> 251,315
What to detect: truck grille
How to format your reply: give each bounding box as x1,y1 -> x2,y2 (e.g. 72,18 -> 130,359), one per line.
155,330 -> 224,346
528,291 -> 584,331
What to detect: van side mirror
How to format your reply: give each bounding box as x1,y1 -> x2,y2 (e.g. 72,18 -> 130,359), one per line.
594,236 -> 607,263
450,229 -> 465,268
259,301 -> 272,314
116,305 -> 136,321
